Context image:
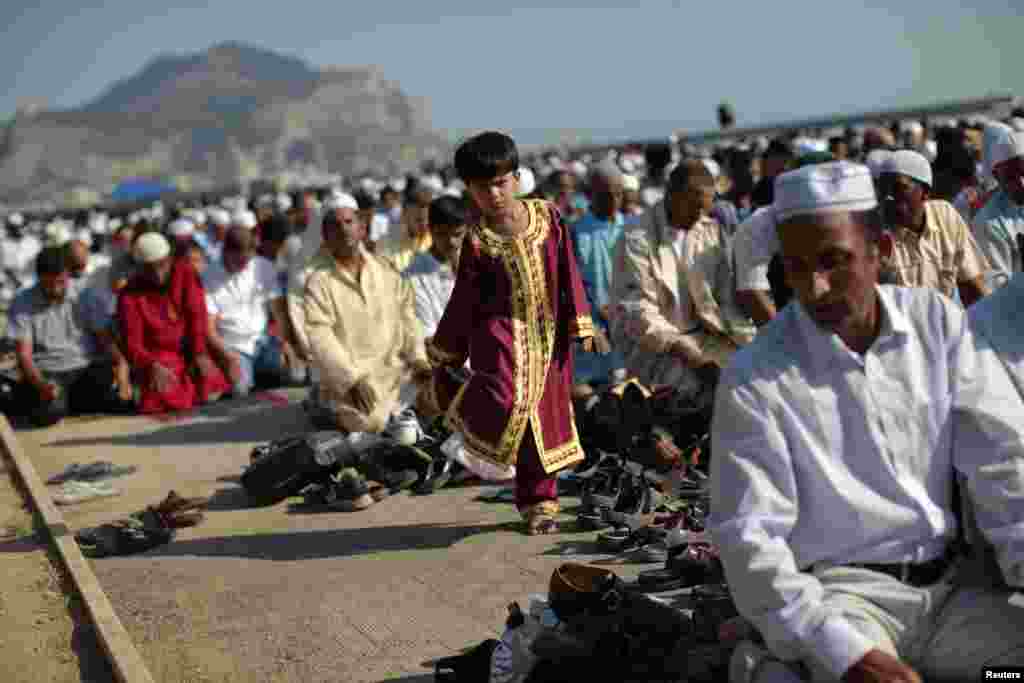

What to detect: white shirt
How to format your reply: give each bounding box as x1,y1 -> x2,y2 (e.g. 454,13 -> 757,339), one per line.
733,206 -> 778,292
969,272 -> 1024,400
203,256 -> 283,356
403,251 -> 455,339
369,213 -> 391,243
710,285 -> 1024,679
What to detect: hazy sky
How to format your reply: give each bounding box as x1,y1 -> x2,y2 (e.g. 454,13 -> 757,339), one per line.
3,0 -> 1022,146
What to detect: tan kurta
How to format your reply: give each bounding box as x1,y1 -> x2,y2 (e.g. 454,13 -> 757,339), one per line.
303,245 -> 427,434
376,230 -> 432,274
609,203 -> 754,397
888,199 -> 988,299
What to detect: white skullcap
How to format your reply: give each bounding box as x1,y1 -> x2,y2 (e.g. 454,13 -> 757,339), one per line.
323,192 -> 359,212
169,218 -> 196,238
7,212 -> 24,227
516,167 -> 536,196
701,158 -> 721,179
108,217 -> 123,232
865,149 -> 893,179
774,161 -> 877,223
1011,118 -> 1024,133
443,187 -> 464,198
571,160 -> 588,178
190,209 -> 206,225
208,208 -> 231,226
622,174 -> 640,193
620,158 -> 636,174
989,128 -> 1024,170
880,150 -> 933,188
133,232 -> 171,264
275,193 -> 293,212
421,174 -> 445,196
44,221 -> 72,247
899,120 -> 924,135
231,210 -> 259,230
73,229 -> 93,247
389,177 -> 407,193
255,194 -> 274,208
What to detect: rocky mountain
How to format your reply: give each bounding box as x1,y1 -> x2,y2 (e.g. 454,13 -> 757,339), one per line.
0,42 -> 446,205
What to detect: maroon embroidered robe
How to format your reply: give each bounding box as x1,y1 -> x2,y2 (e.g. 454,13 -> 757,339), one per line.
426,199 -> 595,474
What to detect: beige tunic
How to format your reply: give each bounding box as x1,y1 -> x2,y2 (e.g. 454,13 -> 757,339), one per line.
888,199 -> 988,299
609,203 -> 754,397
303,245 -> 427,434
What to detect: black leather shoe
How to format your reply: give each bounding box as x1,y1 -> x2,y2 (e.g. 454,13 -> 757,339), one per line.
413,457 -> 453,495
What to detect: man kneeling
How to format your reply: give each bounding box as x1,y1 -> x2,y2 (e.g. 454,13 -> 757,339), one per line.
8,247 -> 132,426
303,194 -> 431,435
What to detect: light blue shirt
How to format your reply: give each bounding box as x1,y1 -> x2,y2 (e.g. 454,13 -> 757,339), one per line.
972,189 -> 1024,289
570,211 -> 630,330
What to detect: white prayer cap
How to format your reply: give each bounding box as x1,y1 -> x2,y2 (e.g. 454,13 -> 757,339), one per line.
73,229 -> 93,247
108,217 -> 123,232
620,158 -> 636,174
421,174 -> 445,196
990,128 -> 1024,170
44,221 -> 72,247
880,150 -> 933,188
389,177 -> 407,193
169,218 -> 196,238
1011,118 -> 1024,133
865,149 -> 893,179
190,209 -> 207,225
622,174 -> 640,193
899,120 -> 924,135
773,161 -> 877,223
208,208 -> 231,226
571,160 -> 588,178
516,167 -> 536,196
88,214 -> 108,234
442,186 -> 463,198
255,194 -> 274,208
133,232 -> 171,264
7,212 -> 24,227
275,193 -> 293,212
323,192 -> 359,212
701,158 -> 721,179
231,210 -> 259,230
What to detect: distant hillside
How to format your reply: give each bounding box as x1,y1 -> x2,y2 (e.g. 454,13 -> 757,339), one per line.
0,42 -> 446,205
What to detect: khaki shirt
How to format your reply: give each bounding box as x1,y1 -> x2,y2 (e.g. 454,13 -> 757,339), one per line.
888,199 -> 988,299
303,245 -> 427,434
376,230 -> 432,274
609,203 -> 754,398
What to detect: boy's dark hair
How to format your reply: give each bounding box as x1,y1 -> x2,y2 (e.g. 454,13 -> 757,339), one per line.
667,160 -> 714,194
454,131 -> 519,183
36,246 -> 68,277
260,216 -> 291,245
429,196 -> 468,228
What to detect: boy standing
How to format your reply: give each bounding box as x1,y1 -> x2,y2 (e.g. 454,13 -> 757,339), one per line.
424,132 -> 609,535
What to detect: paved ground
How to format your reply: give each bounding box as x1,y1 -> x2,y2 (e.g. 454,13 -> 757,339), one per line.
15,390 -> 653,683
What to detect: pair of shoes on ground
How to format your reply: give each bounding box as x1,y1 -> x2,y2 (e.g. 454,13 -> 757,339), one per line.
53,480 -> 122,506
577,466 -> 662,532
46,461 -> 137,485
634,541 -> 725,593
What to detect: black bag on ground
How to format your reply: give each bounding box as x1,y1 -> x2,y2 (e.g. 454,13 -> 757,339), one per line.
241,431 -> 355,504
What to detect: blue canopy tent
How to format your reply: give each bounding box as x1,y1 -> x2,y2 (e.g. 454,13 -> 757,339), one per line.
110,178 -> 177,203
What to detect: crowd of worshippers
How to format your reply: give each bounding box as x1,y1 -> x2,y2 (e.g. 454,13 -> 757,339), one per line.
0,114 -> 1020,434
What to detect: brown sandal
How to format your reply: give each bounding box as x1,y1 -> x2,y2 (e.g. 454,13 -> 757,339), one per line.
523,501 -> 561,536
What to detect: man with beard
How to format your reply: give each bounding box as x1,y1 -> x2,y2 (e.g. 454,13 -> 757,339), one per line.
972,128 -> 1024,290
7,247 -> 131,426
877,150 -> 989,306
303,192 -> 431,435
117,233 -> 229,414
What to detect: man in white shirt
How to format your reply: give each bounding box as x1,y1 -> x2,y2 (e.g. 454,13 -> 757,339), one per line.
713,161 -> 1024,683
203,226 -> 295,397
403,196 -> 467,339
